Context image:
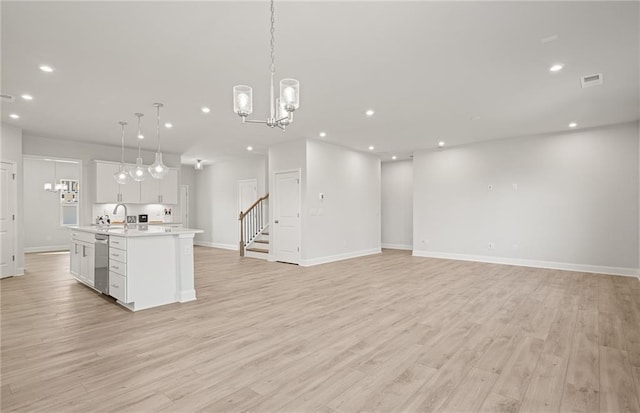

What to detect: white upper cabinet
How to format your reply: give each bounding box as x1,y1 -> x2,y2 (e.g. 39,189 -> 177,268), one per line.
95,160 -> 178,204
95,162 -> 121,203
160,169 -> 179,204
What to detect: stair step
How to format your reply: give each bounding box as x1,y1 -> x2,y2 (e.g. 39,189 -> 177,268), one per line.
246,247 -> 269,254
255,240 -> 269,244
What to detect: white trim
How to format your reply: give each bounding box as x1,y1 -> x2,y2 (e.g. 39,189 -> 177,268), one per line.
271,168 -> 302,265
382,243 -> 412,251
412,250 -> 639,278
300,248 -> 381,267
25,245 -> 70,253
1,160 -> 18,278
178,289 -> 196,302
16,267 -> 24,276
193,241 -> 238,251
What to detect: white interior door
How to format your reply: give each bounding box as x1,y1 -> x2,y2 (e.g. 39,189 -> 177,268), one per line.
0,162 -> 16,278
180,185 -> 189,228
273,170 -> 300,264
238,179 -> 258,214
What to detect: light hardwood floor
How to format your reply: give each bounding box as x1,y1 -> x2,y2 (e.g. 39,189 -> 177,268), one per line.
2,247 -> 640,413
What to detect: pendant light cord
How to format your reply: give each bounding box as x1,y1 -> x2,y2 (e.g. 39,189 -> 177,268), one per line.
136,114 -> 142,157
155,104 -> 162,153
119,122 -> 126,164
269,0 -> 276,75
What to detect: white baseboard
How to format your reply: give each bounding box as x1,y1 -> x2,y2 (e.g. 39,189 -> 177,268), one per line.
300,248 -> 382,267
178,289 -> 196,302
412,250 -> 639,278
194,241 -> 238,251
25,245 -> 69,253
381,243 -> 412,251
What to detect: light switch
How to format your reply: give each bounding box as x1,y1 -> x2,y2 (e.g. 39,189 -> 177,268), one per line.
319,192 -> 324,200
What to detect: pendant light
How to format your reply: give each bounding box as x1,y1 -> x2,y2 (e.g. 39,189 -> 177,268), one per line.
129,113 -> 148,181
232,0 -> 300,130
194,159 -> 204,170
148,102 -> 168,179
113,122 -> 131,184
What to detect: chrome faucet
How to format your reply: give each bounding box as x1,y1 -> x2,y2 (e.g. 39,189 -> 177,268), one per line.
113,203 -> 129,231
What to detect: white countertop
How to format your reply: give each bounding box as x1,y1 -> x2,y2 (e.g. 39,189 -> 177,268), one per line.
71,225 -> 203,237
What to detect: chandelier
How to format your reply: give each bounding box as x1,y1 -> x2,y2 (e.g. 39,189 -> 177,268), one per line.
233,0 -> 300,130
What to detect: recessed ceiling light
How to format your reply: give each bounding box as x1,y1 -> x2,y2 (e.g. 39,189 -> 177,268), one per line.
164,122 -> 173,128
365,109 -> 375,117
247,146 -> 253,151
137,133 -> 144,140
470,116 -> 481,121
549,64 -> 564,72
201,107 -> 211,113
568,122 -> 577,128
21,94 -> 33,100
368,146 -> 375,151
39,64 -> 54,72
9,113 -> 20,119
319,132 -> 327,138
438,141 -> 445,148
392,156 -> 397,160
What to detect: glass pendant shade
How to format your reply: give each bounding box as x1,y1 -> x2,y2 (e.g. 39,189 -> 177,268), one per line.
113,164 -> 131,184
233,85 -> 253,116
279,79 -> 299,112
129,157 -> 148,181
194,159 -> 204,171
148,152 -> 168,179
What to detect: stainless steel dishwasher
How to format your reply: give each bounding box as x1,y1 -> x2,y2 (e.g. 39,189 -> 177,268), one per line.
94,234 -> 109,294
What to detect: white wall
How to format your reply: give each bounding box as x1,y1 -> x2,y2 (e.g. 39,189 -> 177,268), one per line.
194,156 -> 267,249
23,158 -> 80,251
381,159 -> 413,250
413,121 -> 640,276
0,123 -> 24,274
23,134 -> 181,227
302,139 -> 381,265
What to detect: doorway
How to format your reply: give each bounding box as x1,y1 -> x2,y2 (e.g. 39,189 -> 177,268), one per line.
272,170 -> 301,264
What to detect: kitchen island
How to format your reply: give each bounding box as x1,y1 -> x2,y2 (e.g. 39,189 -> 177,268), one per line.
70,225 -> 203,311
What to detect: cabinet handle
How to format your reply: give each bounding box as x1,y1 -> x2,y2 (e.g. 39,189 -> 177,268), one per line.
112,253 -> 119,257
82,245 -> 86,257
111,284 -> 119,289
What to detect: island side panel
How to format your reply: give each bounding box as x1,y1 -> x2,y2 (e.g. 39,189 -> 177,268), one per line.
176,234 -> 196,302
128,236 -> 177,311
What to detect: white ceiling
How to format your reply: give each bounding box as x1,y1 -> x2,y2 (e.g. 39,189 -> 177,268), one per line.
2,1 -> 638,165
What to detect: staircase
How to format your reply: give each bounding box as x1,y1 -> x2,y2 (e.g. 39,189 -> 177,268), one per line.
245,228 -> 269,259
239,194 -> 269,260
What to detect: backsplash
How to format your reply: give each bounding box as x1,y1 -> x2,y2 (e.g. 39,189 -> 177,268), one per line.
93,204 -> 176,224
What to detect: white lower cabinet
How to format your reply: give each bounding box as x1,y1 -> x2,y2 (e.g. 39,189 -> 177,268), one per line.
109,235 -> 129,303
70,241 -> 81,276
70,238 -> 95,287
109,272 -> 127,302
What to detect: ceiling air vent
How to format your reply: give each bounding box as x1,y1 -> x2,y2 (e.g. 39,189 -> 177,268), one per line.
0,93 -> 15,102
580,73 -> 603,88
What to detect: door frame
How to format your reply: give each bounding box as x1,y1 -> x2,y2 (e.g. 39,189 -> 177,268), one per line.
1,160 -> 17,277
180,184 -> 190,228
270,168 -> 302,264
